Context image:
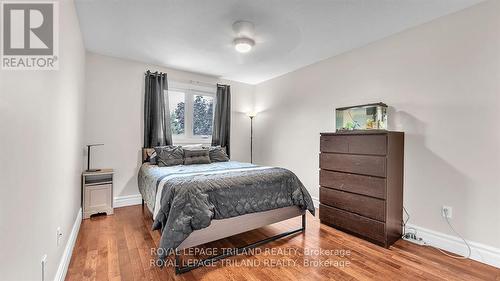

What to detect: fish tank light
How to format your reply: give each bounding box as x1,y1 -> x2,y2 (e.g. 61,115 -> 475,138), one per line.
335,102 -> 388,131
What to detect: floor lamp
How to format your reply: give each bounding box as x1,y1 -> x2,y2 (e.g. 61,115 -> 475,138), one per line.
247,112 -> 257,163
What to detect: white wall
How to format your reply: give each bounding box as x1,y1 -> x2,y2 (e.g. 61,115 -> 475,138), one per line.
84,53 -> 254,199
0,0 -> 86,280
254,0 -> 500,250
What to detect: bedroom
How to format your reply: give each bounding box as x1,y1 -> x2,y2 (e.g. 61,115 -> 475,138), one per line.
0,0 -> 499,280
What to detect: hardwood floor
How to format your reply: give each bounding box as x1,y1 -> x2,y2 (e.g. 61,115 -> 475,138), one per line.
66,205 -> 500,281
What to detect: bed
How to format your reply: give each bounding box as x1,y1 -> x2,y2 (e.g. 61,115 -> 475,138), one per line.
138,148 -> 315,274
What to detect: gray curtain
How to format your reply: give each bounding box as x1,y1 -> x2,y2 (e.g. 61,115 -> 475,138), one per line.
212,84 -> 231,156
144,71 -> 172,147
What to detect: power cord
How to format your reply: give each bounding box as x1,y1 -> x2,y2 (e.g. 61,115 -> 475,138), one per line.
403,206 -> 409,234
401,207 -> 472,259
402,206 -> 418,240
424,208 -> 471,260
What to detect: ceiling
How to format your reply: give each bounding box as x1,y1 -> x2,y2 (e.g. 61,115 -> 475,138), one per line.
75,0 -> 483,84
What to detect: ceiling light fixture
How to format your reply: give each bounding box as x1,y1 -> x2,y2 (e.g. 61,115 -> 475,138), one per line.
233,37 -> 255,53
232,20 -> 255,53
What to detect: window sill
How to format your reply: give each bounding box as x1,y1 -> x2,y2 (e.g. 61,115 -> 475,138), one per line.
173,139 -> 212,145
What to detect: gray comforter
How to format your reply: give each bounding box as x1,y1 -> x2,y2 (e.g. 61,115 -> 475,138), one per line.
138,162 -> 315,259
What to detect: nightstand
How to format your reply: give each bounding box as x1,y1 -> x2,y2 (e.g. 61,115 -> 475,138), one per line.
82,169 -> 114,219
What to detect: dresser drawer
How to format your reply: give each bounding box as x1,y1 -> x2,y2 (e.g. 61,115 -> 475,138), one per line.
320,153 -> 386,177
320,135 -> 349,153
320,170 -> 386,199
320,187 -> 386,221
320,204 -> 386,243
320,135 -> 387,155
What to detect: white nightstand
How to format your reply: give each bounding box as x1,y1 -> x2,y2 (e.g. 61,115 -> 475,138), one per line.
82,169 -> 114,219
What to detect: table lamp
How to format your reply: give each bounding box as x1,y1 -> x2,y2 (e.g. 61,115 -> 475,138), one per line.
86,144 -> 104,172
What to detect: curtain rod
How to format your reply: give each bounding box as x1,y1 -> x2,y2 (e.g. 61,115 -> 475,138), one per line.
145,70 -> 166,76
145,70 -> 222,88
171,78 -> 218,88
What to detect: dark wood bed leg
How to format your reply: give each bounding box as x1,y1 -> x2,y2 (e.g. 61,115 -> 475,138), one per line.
142,199 -> 144,208
302,213 -> 306,230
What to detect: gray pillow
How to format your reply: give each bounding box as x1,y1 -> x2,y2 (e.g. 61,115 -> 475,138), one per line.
184,149 -> 211,165
208,146 -> 229,162
154,146 -> 184,167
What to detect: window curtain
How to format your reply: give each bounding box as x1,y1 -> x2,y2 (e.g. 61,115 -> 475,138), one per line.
211,84 -> 231,156
144,71 -> 172,147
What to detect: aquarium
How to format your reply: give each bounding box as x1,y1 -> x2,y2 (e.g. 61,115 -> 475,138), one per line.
335,103 -> 388,131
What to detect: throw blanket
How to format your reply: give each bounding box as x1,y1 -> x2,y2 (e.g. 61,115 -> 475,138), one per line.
138,162 -> 315,259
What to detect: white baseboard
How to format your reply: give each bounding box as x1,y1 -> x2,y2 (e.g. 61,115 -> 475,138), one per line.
114,194 -> 142,208
311,196 -> 320,209
407,223 -> 500,268
54,207 -> 82,281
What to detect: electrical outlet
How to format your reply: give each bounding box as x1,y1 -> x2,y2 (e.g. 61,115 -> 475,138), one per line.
56,227 -> 63,246
41,254 -> 47,281
442,206 -> 453,218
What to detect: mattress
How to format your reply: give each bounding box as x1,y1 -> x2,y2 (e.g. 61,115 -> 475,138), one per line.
138,161 -> 261,214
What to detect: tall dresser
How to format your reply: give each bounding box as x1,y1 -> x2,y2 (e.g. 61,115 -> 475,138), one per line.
319,130 -> 404,248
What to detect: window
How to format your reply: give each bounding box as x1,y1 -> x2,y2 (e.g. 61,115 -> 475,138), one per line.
169,91 -> 185,135
166,82 -> 215,143
192,95 -> 214,136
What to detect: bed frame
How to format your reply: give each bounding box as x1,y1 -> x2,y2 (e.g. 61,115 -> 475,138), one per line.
141,148 -> 306,274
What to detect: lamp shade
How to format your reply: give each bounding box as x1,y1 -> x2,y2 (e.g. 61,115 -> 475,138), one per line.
247,112 -> 257,118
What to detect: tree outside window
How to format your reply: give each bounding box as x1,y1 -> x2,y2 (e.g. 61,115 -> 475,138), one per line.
169,91 -> 185,135
193,95 -> 213,136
